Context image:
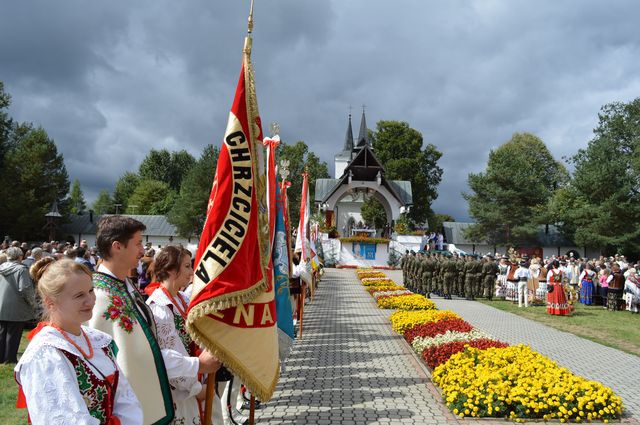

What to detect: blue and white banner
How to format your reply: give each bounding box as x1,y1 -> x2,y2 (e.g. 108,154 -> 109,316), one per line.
273,178 -> 295,360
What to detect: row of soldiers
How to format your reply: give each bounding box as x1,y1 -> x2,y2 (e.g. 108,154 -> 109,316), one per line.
400,251 -> 499,300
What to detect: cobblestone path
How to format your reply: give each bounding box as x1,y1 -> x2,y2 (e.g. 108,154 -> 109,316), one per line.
255,269 -> 455,424
386,269 -> 640,422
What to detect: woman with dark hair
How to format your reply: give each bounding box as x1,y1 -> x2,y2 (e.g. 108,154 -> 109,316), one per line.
546,260 -> 571,315
146,246 -> 222,424
579,263 -> 597,305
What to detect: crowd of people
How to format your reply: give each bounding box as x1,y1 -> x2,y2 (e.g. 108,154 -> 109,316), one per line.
401,250 -> 640,315
0,216 -> 253,424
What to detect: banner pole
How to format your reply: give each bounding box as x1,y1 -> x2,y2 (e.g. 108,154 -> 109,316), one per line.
250,395 -> 256,425
203,375 -> 216,425
299,283 -> 305,338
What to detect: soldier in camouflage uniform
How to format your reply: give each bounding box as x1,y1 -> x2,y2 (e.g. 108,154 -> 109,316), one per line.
443,254 -> 457,300
433,254 -> 442,296
456,254 -> 466,297
470,255 -> 481,298
482,256 -> 499,300
400,250 -> 409,287
404,254 -> 412,291
423,253 -> 434,298
464,255 -> 476,300
407,254 -> 417,292
413,252 -> 422,292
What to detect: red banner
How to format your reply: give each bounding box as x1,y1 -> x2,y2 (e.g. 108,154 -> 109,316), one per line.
187,37 -> 279,403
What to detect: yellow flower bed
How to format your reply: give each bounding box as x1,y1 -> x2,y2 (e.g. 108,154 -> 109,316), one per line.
433,344 -> 623,422
389,310 -> 460,334
361,278 -> 396,287
356,270 -> 387,279
366,283 -> 405,292
377,294 -> 435,310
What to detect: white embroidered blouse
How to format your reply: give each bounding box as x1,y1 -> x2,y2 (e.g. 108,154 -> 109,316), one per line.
15,325 -> 142,425
146,288 -> 201,402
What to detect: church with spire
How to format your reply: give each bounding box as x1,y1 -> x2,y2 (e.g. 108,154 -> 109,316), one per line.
315,109 -> 412,237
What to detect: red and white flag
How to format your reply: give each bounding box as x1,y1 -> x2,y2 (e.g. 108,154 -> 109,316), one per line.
294,172 -> 311,261
187,37 -> 279,402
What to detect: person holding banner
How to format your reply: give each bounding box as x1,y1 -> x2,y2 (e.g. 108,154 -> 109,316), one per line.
89,216 -> 218,424
147,245 -> 223,425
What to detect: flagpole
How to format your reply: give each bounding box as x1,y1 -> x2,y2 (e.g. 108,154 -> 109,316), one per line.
203,376 -> 216,425
247,2 -> 259,423
247,0 -> 255,34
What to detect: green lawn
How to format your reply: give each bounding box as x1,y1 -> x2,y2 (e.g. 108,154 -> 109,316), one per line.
0,332 -> 28,425
479,299 -> 640,357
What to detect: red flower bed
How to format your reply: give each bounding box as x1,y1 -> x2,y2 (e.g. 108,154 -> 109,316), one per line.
422,339 -> 509,370
403,318 -> 474,344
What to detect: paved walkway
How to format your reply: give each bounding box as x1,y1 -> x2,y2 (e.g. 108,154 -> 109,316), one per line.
387,269 -> 640,422
256,269 -> 455,424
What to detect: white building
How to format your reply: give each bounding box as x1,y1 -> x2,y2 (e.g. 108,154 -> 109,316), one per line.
315,110 -> 412,236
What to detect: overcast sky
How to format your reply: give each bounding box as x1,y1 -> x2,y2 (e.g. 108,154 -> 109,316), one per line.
2,1 -> 640,221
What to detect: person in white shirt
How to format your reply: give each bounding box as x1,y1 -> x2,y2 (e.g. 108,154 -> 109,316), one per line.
513,261 -> 531,308
15,258 -> 142,424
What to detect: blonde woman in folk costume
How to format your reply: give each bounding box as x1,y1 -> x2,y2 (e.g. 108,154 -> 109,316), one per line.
15,258 -> 142,424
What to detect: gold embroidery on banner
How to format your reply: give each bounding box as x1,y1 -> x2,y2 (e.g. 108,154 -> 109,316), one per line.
193,113 -> 254,288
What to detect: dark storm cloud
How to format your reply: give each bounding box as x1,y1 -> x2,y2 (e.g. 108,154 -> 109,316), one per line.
2,1 -> 640,221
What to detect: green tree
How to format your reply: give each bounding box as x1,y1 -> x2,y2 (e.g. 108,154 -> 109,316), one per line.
463,132 -> 568,246
429,213 -> 456,233
361,197 -> 388,229
113,172 -> 140,212
564,98 -> 640,256
69,179 -> 87,214
93,189 -> 115,214
139,149 -> 195,191
126,179 -> 176,215
168,145 -> 219,237
0,127 -> 69,239
369,121 -> 443,227
278,141 -> 330,227
0,81 -> 15,164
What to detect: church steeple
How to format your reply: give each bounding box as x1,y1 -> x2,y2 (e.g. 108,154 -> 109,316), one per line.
356,107 -> 369,148
343,113 -> 354,152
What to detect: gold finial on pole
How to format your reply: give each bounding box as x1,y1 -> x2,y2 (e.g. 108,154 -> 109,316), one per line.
248,0 -> 255,34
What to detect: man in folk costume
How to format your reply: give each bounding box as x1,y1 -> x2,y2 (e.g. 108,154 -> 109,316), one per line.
514,260 -> 531,308
89,216 -> 219,424
568,258 -> 580,302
